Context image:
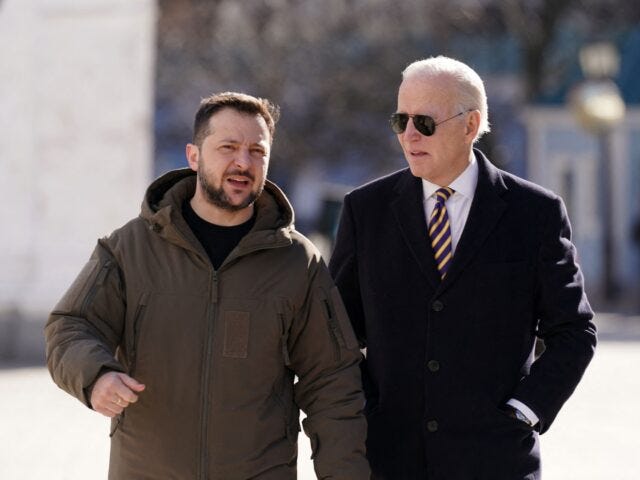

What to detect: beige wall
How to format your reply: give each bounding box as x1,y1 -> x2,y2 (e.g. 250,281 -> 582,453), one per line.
0,0 -> 156,321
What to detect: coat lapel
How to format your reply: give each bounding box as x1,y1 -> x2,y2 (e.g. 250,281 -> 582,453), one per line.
391,170 -> 441,289
439,150 -> 508,291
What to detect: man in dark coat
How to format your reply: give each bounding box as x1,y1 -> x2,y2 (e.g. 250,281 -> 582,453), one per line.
329,56 -> 597,480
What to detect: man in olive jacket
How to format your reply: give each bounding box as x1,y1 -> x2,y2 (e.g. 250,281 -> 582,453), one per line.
45,92 -> 369,480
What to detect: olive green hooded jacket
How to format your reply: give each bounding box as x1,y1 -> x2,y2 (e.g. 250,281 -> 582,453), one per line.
45,169 -> 369,479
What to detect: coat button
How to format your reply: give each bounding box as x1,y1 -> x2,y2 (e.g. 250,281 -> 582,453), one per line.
427,360 -> 440,372
426,420 -> 439,432
432,300 -> 444,312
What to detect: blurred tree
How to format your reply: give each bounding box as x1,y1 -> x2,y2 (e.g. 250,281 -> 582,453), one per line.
500,0 -> 575,102
154,0 -> 640,188
156,0 -> 430,180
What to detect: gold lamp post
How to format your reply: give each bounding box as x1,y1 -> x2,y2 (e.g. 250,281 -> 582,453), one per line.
569,42 -> 626,301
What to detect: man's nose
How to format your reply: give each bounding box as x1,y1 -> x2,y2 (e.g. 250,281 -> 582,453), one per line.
234,149 -> 252,169
403,117 -> 422,139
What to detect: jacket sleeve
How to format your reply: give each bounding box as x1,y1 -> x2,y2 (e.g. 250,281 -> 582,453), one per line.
288,253 -> 369,480
44,239 -> 127,407
512,195 -> 597,433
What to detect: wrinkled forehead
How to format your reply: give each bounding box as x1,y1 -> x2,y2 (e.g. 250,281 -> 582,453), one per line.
207,108 -> 272,144
397,74 -> 456,115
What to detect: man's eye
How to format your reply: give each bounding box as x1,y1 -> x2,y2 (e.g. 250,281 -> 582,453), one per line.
220,145 -> 235,152
251,148 -> 265,156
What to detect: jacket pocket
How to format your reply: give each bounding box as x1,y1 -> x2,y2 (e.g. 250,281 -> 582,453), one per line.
128,292 -> 149,377
222,311 -> 250,358
270,382 -> 300,444
320,286 -> 358,360
275,300 -> 300,443
277,299 -> 292,366
79,260 -> 113,317
321,296 -> 341,361
329,286 -> 358,349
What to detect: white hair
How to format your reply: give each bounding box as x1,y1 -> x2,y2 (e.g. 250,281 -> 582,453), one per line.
402,56 -> 490,141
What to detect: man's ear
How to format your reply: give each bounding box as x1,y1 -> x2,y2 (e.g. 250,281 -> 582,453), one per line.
465,110 -> 481,143
186,143 -> 200,172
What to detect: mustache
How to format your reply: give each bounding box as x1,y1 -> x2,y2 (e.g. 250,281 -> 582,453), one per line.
224,169 -> 255,182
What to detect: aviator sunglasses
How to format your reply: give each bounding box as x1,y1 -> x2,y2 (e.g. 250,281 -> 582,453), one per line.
389,109 -> 473,136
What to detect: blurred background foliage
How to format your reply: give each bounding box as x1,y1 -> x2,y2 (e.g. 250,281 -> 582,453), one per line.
153,0 -> 640,243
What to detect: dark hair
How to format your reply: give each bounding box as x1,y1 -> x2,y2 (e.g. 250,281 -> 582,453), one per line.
192,92 -> 280,146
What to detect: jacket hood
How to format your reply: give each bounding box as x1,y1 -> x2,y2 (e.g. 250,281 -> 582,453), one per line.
140,168 -> 295,234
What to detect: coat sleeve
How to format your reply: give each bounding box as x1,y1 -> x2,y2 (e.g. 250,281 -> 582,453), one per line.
512,195 -> 597,433
288,252 -> 370,480
44,239 -> 127,407
328,193 -> 366,348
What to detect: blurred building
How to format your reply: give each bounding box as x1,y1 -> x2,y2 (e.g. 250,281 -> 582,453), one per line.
150,3 -> 640,311
0,0 -> 156,360
524,107 -> 640,303
3,1 -> 640,362
522,34 -> 640,305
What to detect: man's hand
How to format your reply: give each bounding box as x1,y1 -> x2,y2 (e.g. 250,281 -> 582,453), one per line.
501,404 -> 533,427
90,371 -> 146,418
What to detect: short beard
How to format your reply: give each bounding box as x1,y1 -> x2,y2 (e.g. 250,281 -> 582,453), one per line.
198,170 -> 264,212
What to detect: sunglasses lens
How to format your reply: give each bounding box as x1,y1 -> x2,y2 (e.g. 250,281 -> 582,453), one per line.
390,113 -> 408,134
414,115 -> 436,136
389,113 -> 436,136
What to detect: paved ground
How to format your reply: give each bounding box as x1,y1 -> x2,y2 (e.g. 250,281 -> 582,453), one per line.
1,313 -> 638,479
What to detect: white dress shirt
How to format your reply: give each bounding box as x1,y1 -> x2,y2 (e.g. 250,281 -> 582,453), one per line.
421,154 -> 478,255
420,153 -> 539,427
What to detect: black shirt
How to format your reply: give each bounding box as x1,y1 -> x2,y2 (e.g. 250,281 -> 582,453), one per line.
182,200 -> 256,270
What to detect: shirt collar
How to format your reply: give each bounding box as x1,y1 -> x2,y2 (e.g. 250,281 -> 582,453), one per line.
421,152 -> 478,201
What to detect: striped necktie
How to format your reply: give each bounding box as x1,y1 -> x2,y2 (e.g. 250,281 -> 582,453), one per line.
429,187 -> 454,278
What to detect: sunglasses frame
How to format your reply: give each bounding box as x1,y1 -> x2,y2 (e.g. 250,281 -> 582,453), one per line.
390,109 -> 473,136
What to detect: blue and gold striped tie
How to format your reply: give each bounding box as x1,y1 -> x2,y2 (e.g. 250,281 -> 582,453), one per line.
429,187 -> 454,279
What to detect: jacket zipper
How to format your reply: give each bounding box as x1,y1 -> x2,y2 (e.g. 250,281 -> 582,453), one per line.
190,233 -> 287,478
278,307 -> 291,367
110,292 -> 148,438
129,293 -> 149,377
275,302 -> 296,442
80,261 -> 112,316
322,297 -> 342,361
198,270 -> 218,480
171,222 -> 219,480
